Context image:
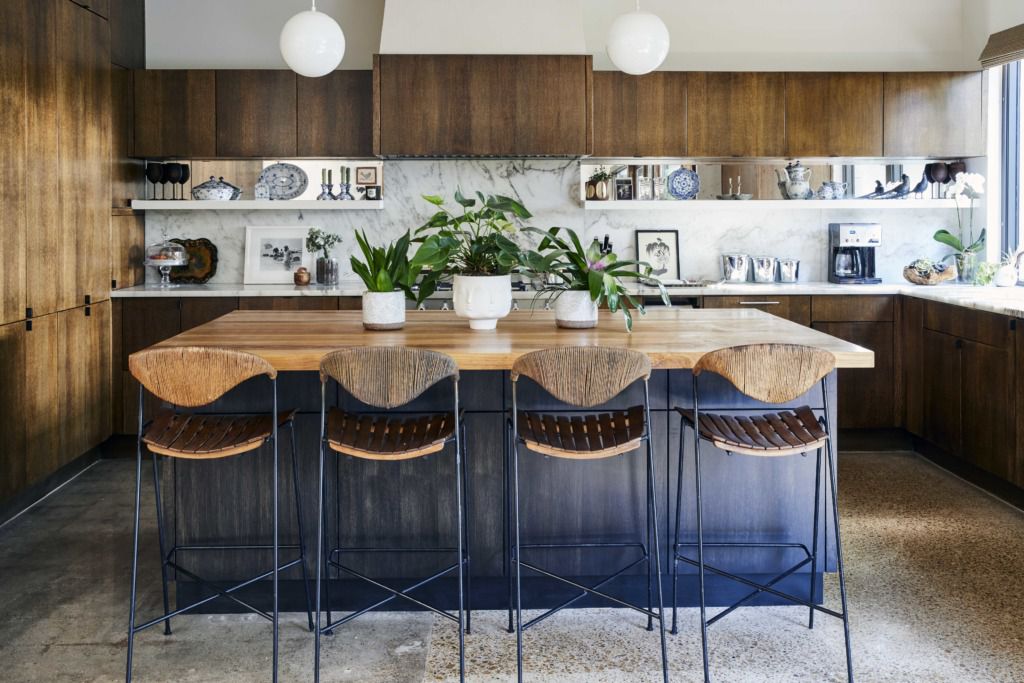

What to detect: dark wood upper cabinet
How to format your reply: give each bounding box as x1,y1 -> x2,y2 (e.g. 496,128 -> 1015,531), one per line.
883,71 -> 985,157
133,70 -> 216,158
375,55 -> 592,157
69,0 -> 109,19
216,70 -> 297,158
786,73 -> 883,157
297,70 -> 373,157
109,0 -> 145,69
687,72 -> 785,157
593,71 -> 686,157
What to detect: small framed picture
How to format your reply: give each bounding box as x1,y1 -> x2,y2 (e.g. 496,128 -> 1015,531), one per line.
615,178 -> 634,201
355,166 -> 378,185
243,226 -> 313,284
635,230 -> 680,281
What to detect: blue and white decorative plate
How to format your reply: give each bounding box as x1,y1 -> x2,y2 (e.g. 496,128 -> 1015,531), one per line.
667,167 -> 700,200
257,163 -> 308,201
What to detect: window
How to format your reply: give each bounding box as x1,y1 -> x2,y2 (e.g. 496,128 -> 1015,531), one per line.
1002,61 -> 1022,253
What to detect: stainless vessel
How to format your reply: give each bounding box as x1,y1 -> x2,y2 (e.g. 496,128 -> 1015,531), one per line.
778,258 -> 800,283
721,253 -> 751,282
752,256 -> 778,283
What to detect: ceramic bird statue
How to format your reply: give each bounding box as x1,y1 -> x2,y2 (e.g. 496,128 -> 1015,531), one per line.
879,174 -> 911,200
911,173 -> 929,199
858,180 -> 885,199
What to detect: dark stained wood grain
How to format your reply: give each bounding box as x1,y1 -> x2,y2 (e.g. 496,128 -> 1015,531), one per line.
813,321 -> 896,428
811,295 -> 894,322
900,296 -> 924,435
0,322 -> 27,502
58,302 -> 111,467
111,66 -> 144,207
922,328 -> 962,455
702,295 -> 811,327
110,212 -> 145,290
297,70 -> 373,157
216,70 -> 297,158
636,71 -> 687,157
962,337 -> 1015,481
687,72 -> 786,157
883,71 -> 985,158
181,297 -> 239,330
786,73 -> 883,157
24,312 -> 61,486
238,297 -> 340,311
923,300 -> 1012,348
0,0 -> 28,325
1016,324 -> 1024,487
133,70 -> 216,158
70,0 -> 109,19
109,0 -> 144,69
121,297 -> 181,367
592,71 -> 635,157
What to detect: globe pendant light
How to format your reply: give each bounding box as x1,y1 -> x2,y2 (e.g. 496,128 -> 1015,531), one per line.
280,1 -> 346,78
606,0 -> 670,75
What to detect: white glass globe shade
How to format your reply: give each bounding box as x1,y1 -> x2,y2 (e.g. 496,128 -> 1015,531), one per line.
606,11 -> 670,75
280,10 -> 346,78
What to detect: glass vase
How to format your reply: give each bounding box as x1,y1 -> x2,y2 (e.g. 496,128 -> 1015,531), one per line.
316,257 -> 339,286
955,252 -> 978,284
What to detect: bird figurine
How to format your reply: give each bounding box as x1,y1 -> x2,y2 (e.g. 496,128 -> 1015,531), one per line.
911,173 -> 929,199
858,180 -> 885,199
878,174 -> 911,200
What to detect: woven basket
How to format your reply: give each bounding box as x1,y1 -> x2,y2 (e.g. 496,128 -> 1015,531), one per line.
903,266 -> 955,286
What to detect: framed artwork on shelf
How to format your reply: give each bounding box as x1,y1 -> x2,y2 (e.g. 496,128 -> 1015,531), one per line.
355,166 -> 378,185
615,178 -> 634,201
243,226 -> 314,284
635,229 -> 680,281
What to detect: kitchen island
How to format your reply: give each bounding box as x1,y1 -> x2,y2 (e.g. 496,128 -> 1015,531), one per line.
140,308 -> 872,612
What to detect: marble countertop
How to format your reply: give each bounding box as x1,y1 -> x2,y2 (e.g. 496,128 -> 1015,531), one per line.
110,281 -> 1024,317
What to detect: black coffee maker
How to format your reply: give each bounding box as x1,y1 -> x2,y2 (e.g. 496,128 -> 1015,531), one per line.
828,223 -> 881,284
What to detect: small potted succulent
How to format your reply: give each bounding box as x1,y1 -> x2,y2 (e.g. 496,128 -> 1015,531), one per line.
585,166 -> 613,201
414,189 -> 526,330
306,227 -> 343,286
519,227 -> 669,331
350,230 -> 441,330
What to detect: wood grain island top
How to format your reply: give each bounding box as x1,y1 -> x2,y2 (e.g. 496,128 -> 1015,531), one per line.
147,308 -> 874,371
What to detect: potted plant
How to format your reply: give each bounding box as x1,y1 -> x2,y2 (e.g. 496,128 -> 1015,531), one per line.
414,189 -> 526,330
519,227 -> 669,331
585,166 -> 613,201
994,247 -> 1023,287
350,230 -> 442,330
934,172 -> 986,283
306,227 -> 343,286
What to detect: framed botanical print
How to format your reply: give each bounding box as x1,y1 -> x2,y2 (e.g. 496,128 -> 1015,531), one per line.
243,226 -> 313,284
635,230 -> 680,281
355,166 -> 378,185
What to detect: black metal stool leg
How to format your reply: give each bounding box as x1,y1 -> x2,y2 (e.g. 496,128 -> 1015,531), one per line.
271,383 -> 280,683
693,379 -> 711,683
314,433 -> 326,683
323,450 -> 335,636
826,434 -> 854,682
125,436 -> 144,683
808,447 -> 823,629
454,386 -> 466,682
288,423 -> 315,632
505,419 -> 514,635
671,416 -> 686,635
646,442 -> 654,633
644,383 -> 670,683
512,437 -> 524,683
460,421 -> 472,635
151,452 -> 173,636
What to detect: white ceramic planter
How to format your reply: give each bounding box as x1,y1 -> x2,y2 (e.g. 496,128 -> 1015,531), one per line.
995,265 -> 1019,287
554,290 -> 599,328
453,274 -> 512,330
362,290 -> 406,330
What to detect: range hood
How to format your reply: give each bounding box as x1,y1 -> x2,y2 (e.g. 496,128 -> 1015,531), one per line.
373,0 -> 593,159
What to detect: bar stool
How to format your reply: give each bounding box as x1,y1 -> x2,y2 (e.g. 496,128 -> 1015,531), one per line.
314,347 -> 468,683
125,346 -> 314,683
670,343 -> 853,682
507,346 -> 669,683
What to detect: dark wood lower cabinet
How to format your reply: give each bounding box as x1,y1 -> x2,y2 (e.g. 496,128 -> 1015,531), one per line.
962,338 -> 1016,481
921,329 -> 963,453
701,295 -> 811,326
813,321 -> 896,429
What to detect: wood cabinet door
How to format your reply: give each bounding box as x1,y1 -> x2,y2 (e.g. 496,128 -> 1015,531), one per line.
111,67 -> 144,207
297,71 -> 373,157
901,296 -> 925,436
375,55 -> 592,156
70,0 -> 108,19
0,321 -> 27,503
961,338 -> 1016,481
239,297 -> 339,311
702,295 -> 811,326
181,297 -> 239,330
58,302 -> 111,464
812,321 -> 896,429
921,328 -> 962,455
0,0 -> 29,325
786,73 -> 883,157
110,212 -> 144,290
109,0 -> 145,69
636,72 -> 687,157
216,70 -> 297,158
24,312 -> 61,487
133,70 -> 216,158
57,0 -> 111,309
687,72 -> 786,157
883,72 -> 985,158
592,71 -> 637,157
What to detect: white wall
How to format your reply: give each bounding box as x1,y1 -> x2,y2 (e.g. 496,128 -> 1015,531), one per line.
147,0 -> 988,71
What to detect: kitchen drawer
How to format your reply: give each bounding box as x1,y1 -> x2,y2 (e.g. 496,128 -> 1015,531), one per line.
811,295 -> 894,322
701,295 -> 810,326
923,301 -> 1014,349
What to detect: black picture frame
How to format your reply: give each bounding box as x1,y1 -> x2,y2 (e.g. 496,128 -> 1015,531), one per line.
615,178 -> 634,201
635,229 -> 680,281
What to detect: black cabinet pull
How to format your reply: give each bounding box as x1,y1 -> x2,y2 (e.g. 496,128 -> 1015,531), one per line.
25,307 -> 33,319
112,279 -> 118,289
1011,319 -> 1017,331
84,294 -> 92,305
85,306 -> 92,317
26,320 -> 32,332
955,338 -> 964,350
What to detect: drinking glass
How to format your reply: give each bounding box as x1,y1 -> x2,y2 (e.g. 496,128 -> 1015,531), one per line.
177,164 -> 191,200
145,162 -> 165,200
163,163 -> 183,200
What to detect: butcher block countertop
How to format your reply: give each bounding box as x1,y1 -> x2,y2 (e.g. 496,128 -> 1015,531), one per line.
145,308 -> 874,371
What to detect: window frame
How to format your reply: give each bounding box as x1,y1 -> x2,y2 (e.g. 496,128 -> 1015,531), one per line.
1001,60 -> 1021,254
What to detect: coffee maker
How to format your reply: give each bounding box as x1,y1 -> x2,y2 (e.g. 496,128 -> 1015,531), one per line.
828,223 -> 881,284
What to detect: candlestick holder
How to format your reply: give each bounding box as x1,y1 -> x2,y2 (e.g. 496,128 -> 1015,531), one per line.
336,183 -> 354,200
316,183 -> 335,201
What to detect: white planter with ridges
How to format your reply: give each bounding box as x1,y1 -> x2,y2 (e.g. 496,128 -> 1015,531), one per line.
453,274 -> 512,330
362,291 -> 406,330
554,290 -> 599,328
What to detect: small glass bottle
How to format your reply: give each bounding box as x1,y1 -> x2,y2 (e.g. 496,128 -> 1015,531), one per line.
637,166 -> 654,201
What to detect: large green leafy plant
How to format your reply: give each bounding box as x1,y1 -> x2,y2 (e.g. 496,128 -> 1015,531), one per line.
350,230 -> 443,306
934,172 -> 986,281
412,190 -> 528,275
519,227 -> 669,331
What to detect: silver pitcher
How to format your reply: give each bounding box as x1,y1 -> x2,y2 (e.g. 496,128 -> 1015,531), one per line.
721,254 -> 751,282
778,258 -> 800,283
752,256 -> 778,283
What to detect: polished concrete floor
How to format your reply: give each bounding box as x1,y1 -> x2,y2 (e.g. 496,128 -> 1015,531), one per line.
1,450 -> 1023,682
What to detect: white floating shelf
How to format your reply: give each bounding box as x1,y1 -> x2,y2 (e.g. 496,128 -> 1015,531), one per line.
131,200 -> 384,211
583,199 -> 959,211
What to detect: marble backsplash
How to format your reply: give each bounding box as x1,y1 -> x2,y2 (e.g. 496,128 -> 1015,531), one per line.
145,160 -> 960,285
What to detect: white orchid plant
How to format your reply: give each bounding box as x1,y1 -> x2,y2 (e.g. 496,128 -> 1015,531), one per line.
934,172 -> 986,266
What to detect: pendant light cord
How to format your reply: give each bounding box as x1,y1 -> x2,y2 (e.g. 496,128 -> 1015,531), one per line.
311,0 -> 317,10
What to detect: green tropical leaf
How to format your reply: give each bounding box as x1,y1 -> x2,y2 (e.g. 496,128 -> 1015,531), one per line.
933,229 -> 965,252
453,187 -> 476,208
422,194 -> 445,206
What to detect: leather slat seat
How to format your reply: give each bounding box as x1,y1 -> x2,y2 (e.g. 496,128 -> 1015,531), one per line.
326,407 -> 455,460
143,409 -> 297,459
675,405 -> 827,457
517,405 -> 646,459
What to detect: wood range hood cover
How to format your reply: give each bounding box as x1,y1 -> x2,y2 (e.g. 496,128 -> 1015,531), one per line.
373,0 -> 592,158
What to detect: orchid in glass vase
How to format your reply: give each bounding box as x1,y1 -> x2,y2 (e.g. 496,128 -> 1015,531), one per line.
934,172 -> 986,283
